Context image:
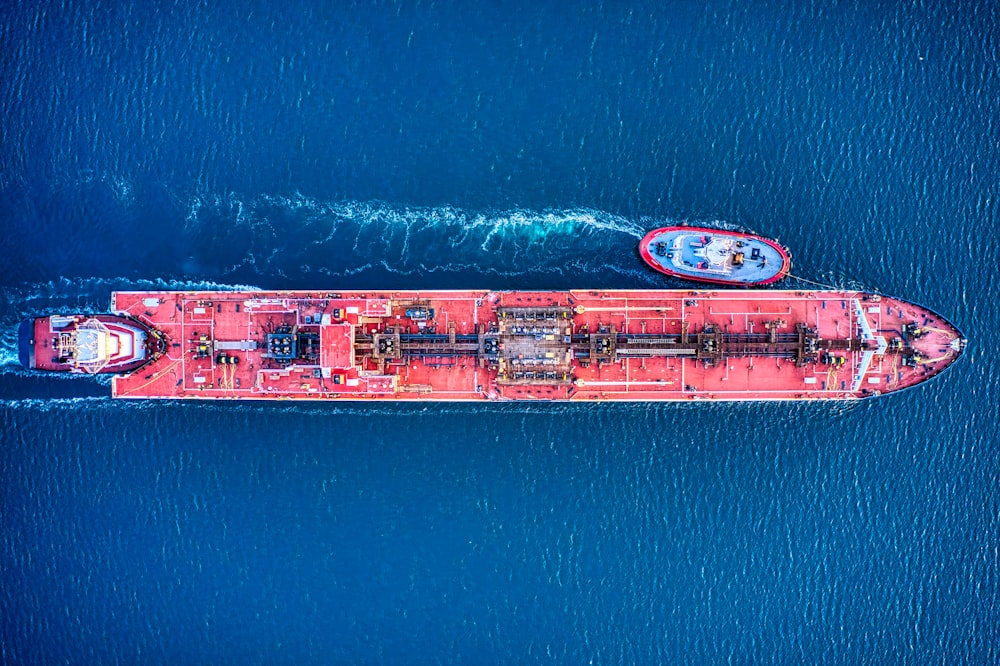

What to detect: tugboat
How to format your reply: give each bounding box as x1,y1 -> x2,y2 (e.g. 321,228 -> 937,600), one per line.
639,226 -> 791,286
18,314 -> 164,374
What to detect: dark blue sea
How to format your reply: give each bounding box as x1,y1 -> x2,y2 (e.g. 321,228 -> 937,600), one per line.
1,1 -> 997,663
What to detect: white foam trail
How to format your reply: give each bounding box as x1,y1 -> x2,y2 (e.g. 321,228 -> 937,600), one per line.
321,200 -> 648,241
0,318 -> 18,359
175,194 -> 677,280
0,347 -> 18,369
0,396 -> 115,411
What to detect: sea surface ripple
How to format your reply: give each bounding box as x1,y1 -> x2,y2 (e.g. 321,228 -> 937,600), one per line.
1,0 -> 997,663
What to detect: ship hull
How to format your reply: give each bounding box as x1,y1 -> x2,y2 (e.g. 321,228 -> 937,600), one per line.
639,226 -> 791,285
85,289 -> 964,402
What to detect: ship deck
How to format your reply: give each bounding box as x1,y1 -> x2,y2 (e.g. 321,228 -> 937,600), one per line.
108,289 -> 964,402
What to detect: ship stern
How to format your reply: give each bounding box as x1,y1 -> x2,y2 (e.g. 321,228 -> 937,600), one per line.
17,318 -> 37,370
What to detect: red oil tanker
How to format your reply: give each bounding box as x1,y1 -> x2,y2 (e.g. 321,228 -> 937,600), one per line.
19,289 -> 964,401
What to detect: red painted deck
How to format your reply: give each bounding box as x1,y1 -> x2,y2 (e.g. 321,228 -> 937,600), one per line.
104,289 -> 964,402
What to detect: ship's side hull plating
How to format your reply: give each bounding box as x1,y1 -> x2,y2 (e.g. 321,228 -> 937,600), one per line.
106,290 -> 964,401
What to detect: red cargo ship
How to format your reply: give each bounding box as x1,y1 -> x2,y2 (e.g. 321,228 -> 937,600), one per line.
20,289 -> 964,401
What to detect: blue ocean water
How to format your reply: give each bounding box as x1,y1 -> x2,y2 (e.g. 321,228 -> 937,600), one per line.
1,0 -> 997,662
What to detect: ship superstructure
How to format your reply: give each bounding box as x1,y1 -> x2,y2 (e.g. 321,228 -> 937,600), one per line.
70,289 -> 967,401
19,314 -> 164,375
